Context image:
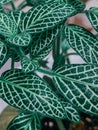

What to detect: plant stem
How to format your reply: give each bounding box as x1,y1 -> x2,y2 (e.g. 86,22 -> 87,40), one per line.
38,68 -> 58,77
17,47 -> 26,58
64,52 -> 77,57
10,1 -> 16,10
17,1 -> 27,10
53,28 -> 61,60
56,119 -> 66,130
11,54 -> 15,69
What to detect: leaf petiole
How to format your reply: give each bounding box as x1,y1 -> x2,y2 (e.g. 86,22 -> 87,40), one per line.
55,119 -> 66,130
10,1 -> 16,10
11,53 -> 15,69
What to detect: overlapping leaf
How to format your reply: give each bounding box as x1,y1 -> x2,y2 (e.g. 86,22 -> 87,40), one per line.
9,11 -> 25,32
61,100 -> 80,123
53,65 -> 98,115
21,57 -> 39,73
64,24 -> 98,64
0,0 -> 11,4
20,3 -> 77,34
0,41 -> 7,68
86,7 -> 98,32
30,26 -> 59,60
7,46 -> 30,62
7,112 -> 41,130
7,32 -> 32,47
67,0 -> 85,12
26,0 -> 45,6
0,13 -> 18,38
0,69 -> 66,119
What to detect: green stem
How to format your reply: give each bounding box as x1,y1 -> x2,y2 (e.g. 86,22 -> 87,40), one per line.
17,47 -> 26,59
64,52 -> 77,57
69,124 -> 72,130
11,54 -> 15,69
56,119 -> 66,130
17,1 -> 27,10
38,68 -> 58,77
10,1 -> 16,10
53,29 -> 61,60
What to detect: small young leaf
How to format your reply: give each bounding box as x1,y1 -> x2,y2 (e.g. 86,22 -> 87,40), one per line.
7,32 -> 32,47
86,7 -> 98,32
53,65 -> 98,115
61,100 -> 80,123
0,0 -> 11,4
30,26 -> 59,60
0,69 -> 66,119
7,112 -> 41,130
21,57 -> 39,73
0,13 -> 18,38
64,24 -> 98,64
20,3 -> 77,34
0,41 -> 7,68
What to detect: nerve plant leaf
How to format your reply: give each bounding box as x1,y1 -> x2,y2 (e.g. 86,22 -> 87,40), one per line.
20,3 -> 77,34
64,24 -> 98,64
0,0 -> 11,4
7,32 -> 32,47
30,26 -> 59,60
26,0 -> 45,6
0,41 -> 7,68
8,45 -> 30,62
21,57 -> 39,73
7,112 -> 41,130
67,0 -> 86,12
0,13 -> 18,38
53,65 -> 98,116
62,100 -> 80,123
9,11 -> 25,31
86,7 -> 98,32
0,69 -> 66,119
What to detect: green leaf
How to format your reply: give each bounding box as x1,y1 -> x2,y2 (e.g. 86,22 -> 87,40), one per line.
7,112 -> 41,130
0,41 -> 7,68
26,0 -> 45,6
0,13 -> 18,38
86,7 -> 98,32
53,65 -> 98,116
0,69 -> 66,119
7,32 -> 32,47
61,100 -> 80,123
9,11 -> 25,32
64,24 -> 98,64
30,26 -> 59,60
0,5 -> 4,12
67,0 -> 85,12
20,3 -> 77,34
7,46 -> 30,62
0,0 -> 11,4
21,57 -> 39,73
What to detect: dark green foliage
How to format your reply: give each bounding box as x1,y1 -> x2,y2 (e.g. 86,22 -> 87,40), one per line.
0,0 -> 98,130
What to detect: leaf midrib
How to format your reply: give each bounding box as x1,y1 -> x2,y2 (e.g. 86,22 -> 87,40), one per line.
0,78 -> 60,110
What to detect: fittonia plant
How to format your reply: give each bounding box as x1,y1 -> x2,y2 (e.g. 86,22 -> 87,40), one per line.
0,0 -> 98,129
